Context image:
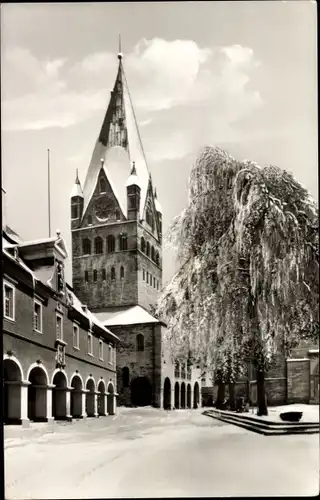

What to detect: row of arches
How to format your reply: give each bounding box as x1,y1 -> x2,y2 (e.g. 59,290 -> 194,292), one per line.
82,234 -> 128,256
84,265 -> 125,283
140,237 -> 160,265
3,356 -> 116,425
163,379 -> 200,410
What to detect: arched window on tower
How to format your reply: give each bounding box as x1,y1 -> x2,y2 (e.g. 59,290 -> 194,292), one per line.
136,334 -> 144,352
146,201 -> 153,229
94,237 -> 103,254
151,246 -> 155,261
155,251 -> 160,266
111,267 -> 116,280
82,238 -> 91,255
93,270 -> 97,282
120,266 -> 124,280
107,235 -> 115,253
71,203 -> 78,219
122,367 -> 130,387
141,237 -> 146,253
119,233 -> 128,251
99,178 -> 106,193
146,242 -> 150,257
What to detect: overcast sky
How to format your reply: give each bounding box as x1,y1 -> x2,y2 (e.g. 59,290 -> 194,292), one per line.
1,1 -> 317,285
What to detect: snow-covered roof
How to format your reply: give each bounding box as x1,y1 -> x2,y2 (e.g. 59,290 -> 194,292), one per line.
125,162 -> 141,188
71,181 -> 83,199
95,305 -> 159,326
18,233 -> 68,259
81,56 -> 150,221
67,287 -> 119,342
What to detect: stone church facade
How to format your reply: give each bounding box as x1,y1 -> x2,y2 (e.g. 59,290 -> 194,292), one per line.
70,51 -> 202,409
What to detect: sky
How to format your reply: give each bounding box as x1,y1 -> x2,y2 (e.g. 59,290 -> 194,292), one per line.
1,1 -> 318,286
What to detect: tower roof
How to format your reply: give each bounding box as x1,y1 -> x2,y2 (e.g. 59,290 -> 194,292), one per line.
71,170 -> 83,198
125,161 -> 141,188
81,53 -> 150,220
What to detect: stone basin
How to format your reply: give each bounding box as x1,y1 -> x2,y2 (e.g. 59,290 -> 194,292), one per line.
279,411 -> 303,422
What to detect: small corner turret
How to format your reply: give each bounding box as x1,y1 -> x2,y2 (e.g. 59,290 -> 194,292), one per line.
71,169 -> 84,229
126,161 -> 141,221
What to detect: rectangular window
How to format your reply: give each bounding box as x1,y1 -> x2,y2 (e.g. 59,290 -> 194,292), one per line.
34,300 -> 42,333
88,332 -> 93,355
108,345 -> 113,364
143,269 -> 145,281
73,324 -> 79,349
56,314 -> 63,340
99,339 -> 103,360
4,281 -> 15,321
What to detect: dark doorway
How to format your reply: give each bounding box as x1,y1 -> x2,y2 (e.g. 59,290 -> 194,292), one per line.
71,376 -> 82,418
52,371 -> 67,420
187,384 -> 192,409
28,367 -> 47,422
98,381 -> 106,416
193,381 -> 200,409
107,382 -> 115,415
4,359 -> 22,424
174,382 -> 180,409
86,379 -> 95,417
163,377 -> 171,410
181,382 -> 186,409
131,377 -> 152,407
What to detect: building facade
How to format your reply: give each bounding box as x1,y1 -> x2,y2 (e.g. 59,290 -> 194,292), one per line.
3,227 -> 119,426
201,344 -> 319,407
70,51 -> 202,409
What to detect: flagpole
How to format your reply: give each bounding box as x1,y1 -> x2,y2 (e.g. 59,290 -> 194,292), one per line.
47,148 -> 51,237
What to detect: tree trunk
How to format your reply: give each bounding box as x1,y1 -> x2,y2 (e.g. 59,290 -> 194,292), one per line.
216,383 -> 225,409
228,382 -> 236,411
256,367 -> 268,416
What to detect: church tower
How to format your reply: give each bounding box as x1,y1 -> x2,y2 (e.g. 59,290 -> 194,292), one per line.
71,51 -> 162,314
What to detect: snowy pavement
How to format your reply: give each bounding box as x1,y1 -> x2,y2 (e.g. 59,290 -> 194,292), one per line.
4,407 -> 319,498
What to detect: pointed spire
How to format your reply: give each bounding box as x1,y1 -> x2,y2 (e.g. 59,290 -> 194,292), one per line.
126,161 -> 141,188
75,168 -> 80,185
131,161 -> 137,176
81,45 -> 150,220
118,34 -> 123,60
71,169 -> 83,198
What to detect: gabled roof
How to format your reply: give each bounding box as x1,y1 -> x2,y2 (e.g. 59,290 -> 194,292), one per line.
94,305 -> 160,326
81,54 -> 150,220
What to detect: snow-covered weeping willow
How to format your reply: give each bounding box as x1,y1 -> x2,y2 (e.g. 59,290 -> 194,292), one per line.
157,146 -> 319,383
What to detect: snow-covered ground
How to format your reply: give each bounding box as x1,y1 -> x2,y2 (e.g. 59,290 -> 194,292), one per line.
4,407 -> 319,498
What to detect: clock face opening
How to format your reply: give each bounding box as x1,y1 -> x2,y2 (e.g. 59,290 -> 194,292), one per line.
94,197 -> 114,221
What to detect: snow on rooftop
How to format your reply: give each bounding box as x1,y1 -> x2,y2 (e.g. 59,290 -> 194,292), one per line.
95,305 -> 159,326
68,288 -> 119,341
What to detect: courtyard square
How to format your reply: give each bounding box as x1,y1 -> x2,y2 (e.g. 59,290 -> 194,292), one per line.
4,407 -> 319,499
